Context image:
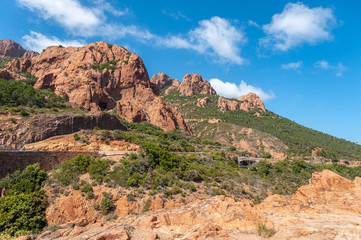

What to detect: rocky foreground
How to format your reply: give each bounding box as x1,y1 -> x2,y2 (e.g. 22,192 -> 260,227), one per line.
15,170 -> 361,240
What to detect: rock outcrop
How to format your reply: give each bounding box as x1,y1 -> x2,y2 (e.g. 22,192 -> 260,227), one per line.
0,112 -> 126,149
0,40 -> 38,58
150,72 -> 180,90
22,170 -> 361,239
217,93 -> 265,113
217,97 -> 239,112
197,97 -> 212,107
179,74 -> 216,96
6,42 -> 188,132
259,170 -> 361,239
0,69 -> 24,80
238,93 -> 265,112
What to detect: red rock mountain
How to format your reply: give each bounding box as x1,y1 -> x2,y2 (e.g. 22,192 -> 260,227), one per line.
7,41 -> 188,132
218,93 -> 266,113
179,73 -> 217,96
0,40 -> 38,58
150,72 -> 180,90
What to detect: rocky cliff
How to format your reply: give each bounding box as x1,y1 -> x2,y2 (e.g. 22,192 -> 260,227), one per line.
150,72 -> 180,90
0,112 -> 126,149
179,73 -> 217,96
6,42 -> 188,132
0,40 -> 38,58
218,93 -> 266,113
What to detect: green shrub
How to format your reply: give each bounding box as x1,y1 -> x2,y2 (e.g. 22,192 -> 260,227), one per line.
0,164 -> 47,196
263,152 -> 272,158
19,110 -> 30,117
0,164 -> 48,236
87,159 -> 109,184
257,224 -> 276,238
73,133 -> 80,141
0,191 -> 47,236
100,192 -> 114,215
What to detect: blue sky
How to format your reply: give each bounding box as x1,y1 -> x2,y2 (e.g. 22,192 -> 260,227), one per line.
1,0 -> 360,144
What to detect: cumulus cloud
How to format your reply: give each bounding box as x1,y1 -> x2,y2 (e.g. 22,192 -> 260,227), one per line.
18,0 -> 101,35
260,2 -> 337,51
158,17 -> 247,64
22,31 -> 86,52
281,61 -> 303,70
17,0 -> 139,38
314,60 -> 346,76
209,78 -> 275,101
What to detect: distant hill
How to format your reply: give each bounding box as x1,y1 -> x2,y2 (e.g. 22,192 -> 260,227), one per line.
153,72 -> 361,161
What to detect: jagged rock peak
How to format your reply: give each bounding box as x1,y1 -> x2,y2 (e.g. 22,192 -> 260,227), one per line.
238,92 -> 265,112
0,40 -> 39,58
6,41 -> 189,132
150,72 -> 180,90
217,93 -> 265,114
179,73 -> 216,96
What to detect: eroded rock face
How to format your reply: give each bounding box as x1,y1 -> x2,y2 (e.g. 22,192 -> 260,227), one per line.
238,93 -> 265,112
7,42 -> 188,132
150,72 -> 180,90
36,170 -> 361,239
0,40 -> 26,58
179,74 -> 216,96
0,40 -> 38,58
0,69 -> 24,80
217,93 -> 265,113
197,97 -> 212,107
217,97 -> 239,112
0,112 -> 126,149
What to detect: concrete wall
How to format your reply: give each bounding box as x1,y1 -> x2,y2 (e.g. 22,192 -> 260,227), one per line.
0,151 -> 100,179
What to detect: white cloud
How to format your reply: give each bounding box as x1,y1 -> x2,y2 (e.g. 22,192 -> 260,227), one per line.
92,0 -> 129,17
162,9 -> 190,21
17,0 -> 137,38
281,61 -> 303,70
22,31 -> 86,52
17,1 -> 245,63
261,2 -> 337,51
18,0 -> 101,35
314,60 -> 346,76
158,17 -> 247,64
248,20 -> 260,28
209,78 -> 275,101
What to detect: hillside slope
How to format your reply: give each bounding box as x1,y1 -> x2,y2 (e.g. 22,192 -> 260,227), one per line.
158,74 -> 361,160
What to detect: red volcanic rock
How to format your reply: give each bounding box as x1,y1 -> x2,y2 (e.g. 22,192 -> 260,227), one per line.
7,41 -> 188,132
164,86 -> 177,96
197,97 -> 212,107
23,50 -> 39,58
0,69 -> 24,80
179,74 -> 216,96
218,97 -> 239,112
0,40 -> 27,58
218,93 -> 265,113
238,93 -> 265,112
150,72 -> 180,90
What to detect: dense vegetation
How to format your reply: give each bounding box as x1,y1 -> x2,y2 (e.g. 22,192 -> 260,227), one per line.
0,78 -> 67,109
163,91 -> 361,160
0,164 -> 47,237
